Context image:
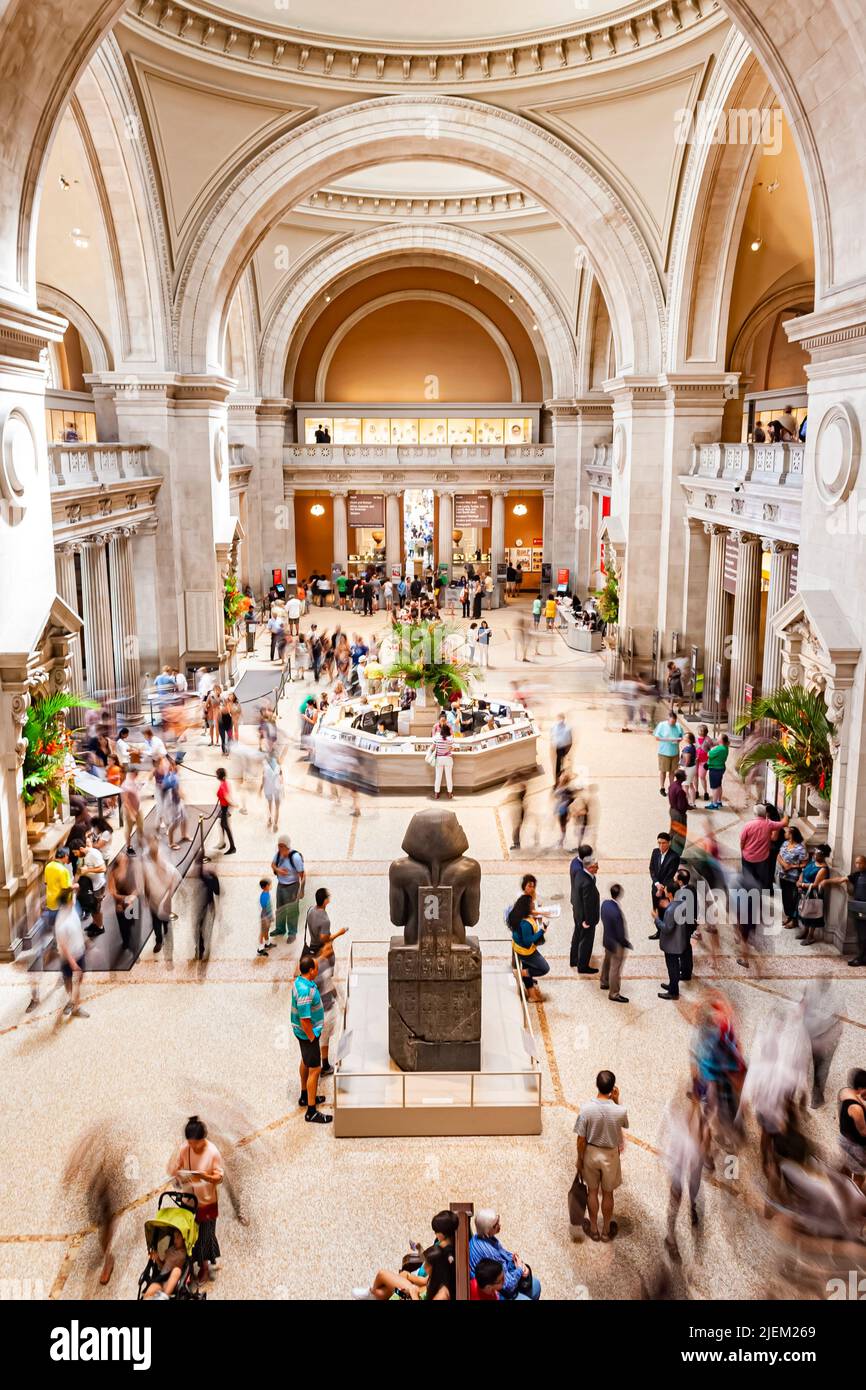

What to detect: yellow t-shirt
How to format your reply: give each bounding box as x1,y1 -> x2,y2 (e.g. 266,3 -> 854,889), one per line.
44,860 -> 72,910
545,599 -> 556,618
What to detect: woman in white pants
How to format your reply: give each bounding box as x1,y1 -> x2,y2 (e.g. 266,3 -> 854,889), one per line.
432,724 -> 454,799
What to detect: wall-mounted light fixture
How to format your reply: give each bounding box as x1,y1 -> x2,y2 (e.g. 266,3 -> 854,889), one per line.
310,503 -> 325,517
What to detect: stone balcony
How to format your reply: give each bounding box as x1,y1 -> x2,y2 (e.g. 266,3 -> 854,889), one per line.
49,442 -> 160,545
681,441 -> 804,544
282,442 -> 555,488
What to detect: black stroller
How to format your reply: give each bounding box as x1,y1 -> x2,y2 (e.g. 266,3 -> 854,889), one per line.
137,1191 -> 206,1301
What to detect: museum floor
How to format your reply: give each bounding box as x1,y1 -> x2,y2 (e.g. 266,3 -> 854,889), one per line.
1,603 -> 863,1302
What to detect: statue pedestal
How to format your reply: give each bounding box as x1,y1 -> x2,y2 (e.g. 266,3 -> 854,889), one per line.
388,935 -> 482,1072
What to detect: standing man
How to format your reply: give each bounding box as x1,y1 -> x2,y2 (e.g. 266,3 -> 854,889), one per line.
656,878 -> 692,1000
291,954 -> 332,1124
575,1070 -> 629,1242
303,888 -> 348,1077
653,710 -> 685,796
550,713 -> 573,783
42,845 -> 73,936
286,590 -> 302,636
570,845 -> 600,974
648,831 -> 680,938
271,836 -> 305,943
740,803 -> 787,891
600,883 -> 630,1003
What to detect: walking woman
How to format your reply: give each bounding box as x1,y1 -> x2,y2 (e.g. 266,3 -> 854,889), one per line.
431,722 -> 454,799
508,892 -> 550,1002
777,825 -> 808,928
217,696 -> 233,756
168,1116 -> 223,1283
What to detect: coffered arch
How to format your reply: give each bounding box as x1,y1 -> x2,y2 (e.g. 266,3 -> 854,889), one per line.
175,95 -> 665,381
259,223 -> 577,401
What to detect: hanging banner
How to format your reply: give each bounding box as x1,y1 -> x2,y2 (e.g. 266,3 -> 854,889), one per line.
454,493 -> 491,528
348,493 -> 384,527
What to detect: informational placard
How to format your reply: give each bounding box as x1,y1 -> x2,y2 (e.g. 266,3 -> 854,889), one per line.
454,493 -> 491,528
714,660 -> 722,707
557,567 -> 570,588
348,493 -> 384,527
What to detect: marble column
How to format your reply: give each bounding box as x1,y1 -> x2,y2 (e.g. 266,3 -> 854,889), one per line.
281,486 -> 297,580
728,531 -> 763,730
55,546 -> 84,698
108,529 -> 141,717
80,537 -> 115,701
542,488 -> 554,571
332,490 -> 348,572
437,491 -> 453,575
701,524 -> 728,719
761,541 -> 795,698
386,491 -> 402,573
490,489 -> 506,609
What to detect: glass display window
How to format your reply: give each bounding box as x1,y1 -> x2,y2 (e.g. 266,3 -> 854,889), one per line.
390,418 -> 419,444
477,418 -> 505,445
419,418 -> 448,446
506,418 -> 532,444
333,417 -> 362,445
447,418 -> 476,445
304,418 -> 334,444
362,418 -> 390,444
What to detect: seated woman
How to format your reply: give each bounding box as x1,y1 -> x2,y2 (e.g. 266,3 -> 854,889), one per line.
142,1227 -> 187,1300
357,1241 -> 456,1302
508,892 -> 550,1002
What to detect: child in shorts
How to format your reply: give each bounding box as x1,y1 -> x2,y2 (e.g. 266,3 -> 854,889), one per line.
257,877 -> 275,957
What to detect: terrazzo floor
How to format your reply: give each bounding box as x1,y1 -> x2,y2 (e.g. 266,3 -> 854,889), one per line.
2,602 -> 863,1302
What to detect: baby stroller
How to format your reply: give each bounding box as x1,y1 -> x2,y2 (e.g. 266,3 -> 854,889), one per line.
137,1191 -> 205,1300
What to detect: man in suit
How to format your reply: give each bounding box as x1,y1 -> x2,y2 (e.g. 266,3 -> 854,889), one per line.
656,881 -> 693,1000
570,845 -> 600,974
648,832 -> 680,939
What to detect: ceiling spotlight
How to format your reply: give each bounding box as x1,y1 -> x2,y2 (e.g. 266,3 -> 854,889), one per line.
513,502 -> 528,516
310,503 -> 325,516
750,236 -> 763,252
473,274 -> 480,285
70,227 -> 90,249
515,538 -> 523,546
324,294 -> 331,303
532,322 -> 539,332
508,294 -> 514,304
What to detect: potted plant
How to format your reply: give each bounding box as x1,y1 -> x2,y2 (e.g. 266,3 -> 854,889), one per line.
735,684 -> 834,818
223,571 -> 251,634
597,570 -> 619,626
384,619 -> 476,710
22,691 -> 93,833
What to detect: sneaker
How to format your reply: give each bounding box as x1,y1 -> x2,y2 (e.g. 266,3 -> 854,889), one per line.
256,948 -> 268,957
320,1063 -> 334,1076
659,788 -> 667,797
71,1007 -> 90,1018
25,998 -> 38,1014
352,1286 -> 374,1300
62,1002 -> 73,1016
304,1109 -> 333,1124
299,1093 -> 327,1106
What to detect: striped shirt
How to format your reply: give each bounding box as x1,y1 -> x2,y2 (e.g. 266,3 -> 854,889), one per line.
433,732 -> 453,759
291,975 -> 324,1040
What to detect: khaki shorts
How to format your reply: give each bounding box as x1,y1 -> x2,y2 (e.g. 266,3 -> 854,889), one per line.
658,753 -> 679,774
583,1143 -> 622,1192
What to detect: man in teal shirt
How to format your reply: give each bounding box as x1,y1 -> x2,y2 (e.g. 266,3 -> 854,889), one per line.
291,954 -> 332,1124
653,713 -> 684,796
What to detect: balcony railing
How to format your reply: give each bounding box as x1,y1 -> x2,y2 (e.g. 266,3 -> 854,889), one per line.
49,442 -> 151,489
691,441 -> 805,485
283,443 -> 554,464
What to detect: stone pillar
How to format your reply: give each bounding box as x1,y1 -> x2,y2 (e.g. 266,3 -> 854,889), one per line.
281,486 -> 297,583
385,490 -> 402,573
605,378 -> 668,660
80,537 -> 115,702
332,490 -> 348,572
255,399 -> 290,594
680,519 -> 712,663
548,402 -> 579,587
761,540 -> 795,699
55,546 -> 84,698
437,491 -> 453,575
542,488 -> 554,572
701,524 -> 728,719
108,529 -> 141,717
490,489 -> 506,609
727,531 -> 763,730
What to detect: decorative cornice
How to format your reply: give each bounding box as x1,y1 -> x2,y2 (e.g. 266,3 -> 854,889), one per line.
299,185 -> 539,221
126,0 -> 720,88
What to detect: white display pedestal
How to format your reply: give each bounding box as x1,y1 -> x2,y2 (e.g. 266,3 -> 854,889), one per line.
333,944 -> 542,1138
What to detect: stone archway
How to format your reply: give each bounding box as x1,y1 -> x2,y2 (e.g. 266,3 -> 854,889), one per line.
259,222 -> 578,401
174,95 -> 665,379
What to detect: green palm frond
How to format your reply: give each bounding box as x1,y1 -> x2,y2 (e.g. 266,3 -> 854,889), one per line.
735,683 -> 834,798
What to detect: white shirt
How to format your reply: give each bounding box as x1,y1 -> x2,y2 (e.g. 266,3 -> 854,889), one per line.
145,735 -> 167,762
115,737 -> 131,765
287,598 -> 302,619
55,903 -> 86,962
81,846 -> 107,891
173,671 -> 188,692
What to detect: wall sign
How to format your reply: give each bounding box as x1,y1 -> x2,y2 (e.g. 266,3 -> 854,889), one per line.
454,493 -> 491,528
348,493 -> 384,527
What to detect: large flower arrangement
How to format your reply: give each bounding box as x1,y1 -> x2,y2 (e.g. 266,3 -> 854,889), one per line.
384,619 -> 476,708
596,570 -> 619,624
224,572 -> 252,631
22,692 -> 92,807
736,684 -> 835,799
